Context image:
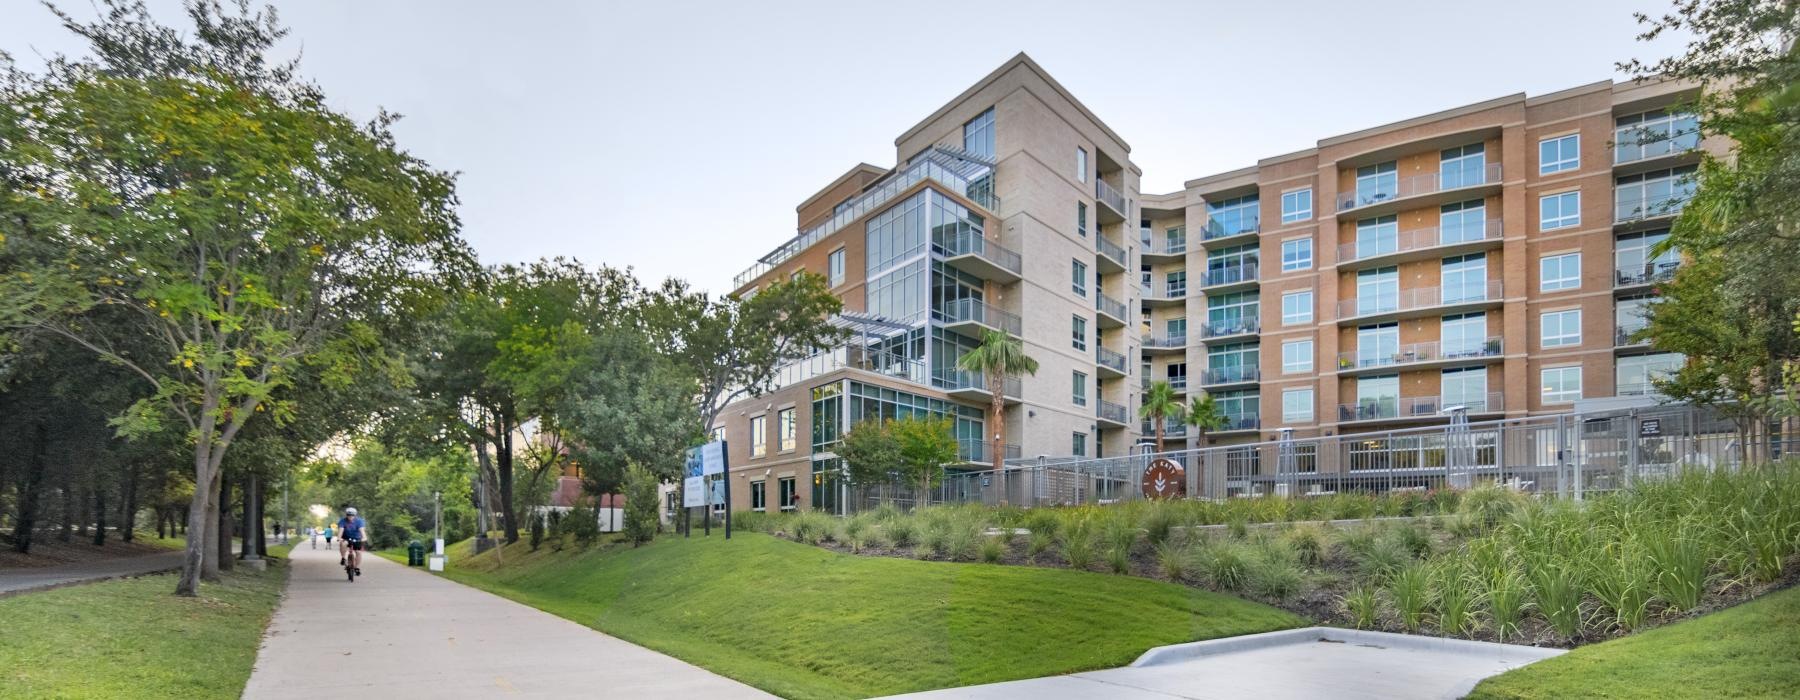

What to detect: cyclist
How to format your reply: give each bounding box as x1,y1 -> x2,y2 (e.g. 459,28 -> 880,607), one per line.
337,507 -> 368,576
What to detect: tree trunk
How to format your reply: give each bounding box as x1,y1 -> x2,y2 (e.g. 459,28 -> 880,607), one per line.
240,472 -> 257,559
176,463 -> 216,596
157,509 -> 168,540
1155,418 -> 1165,453
11,422 -> 50,554
58,472 -> 74,543
92,485 -> 107,546
498,418 -> 520,543
120,466 -> 138,543
989,370 -> 1006,507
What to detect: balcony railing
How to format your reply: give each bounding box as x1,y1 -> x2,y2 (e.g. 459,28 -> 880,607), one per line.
735,148 -> 998,288
1202,365 -> 1260,386
1616,382 -> 1665,398
932,368 -> 1022,398
1202,317 -> 1260,339
1201,261 -> 1259,288
934,298 -> 1022,336
1337,280 -> 1503,320
1144,333 -> 1187,350
1615,323 -> 1649,347
1336,337 -> 1503,371
1338,163 -> 1502,213
1096,346 -> 1128,374
1141,283 -> 1187,303
1337,392 -> 1503,421
1615,119 -> 1700,165
1169,376 -> 1188,392
1096,179 -> 1127,215
1615,190 -> 1693,224
1096,236 -> 1127,267
957,439 -> 1022,464
1615,261 -> 1679,287
1220,414 -> 1261,432
1202,216 -> 1261,241
1097,399 -> 1130,425
1144,231 -> 1188,256
1096,292 -> 1128,320
937,230 -> 1022,277
1142,420 -> 1187,438
763,344 -> 927,394
1337,219 -> 1504,264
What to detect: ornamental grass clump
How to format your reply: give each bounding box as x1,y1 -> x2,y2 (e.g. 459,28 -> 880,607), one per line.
1431,556 -> 1478,637
1528,561 -> 1585,640
1388,564 -> 1430,633
1059,518 -> 1097,570
1343,584 -> 1380,629
1153,539 -> 1193,581
1285,523 -> 1330,567
1199,539 -> 1251,592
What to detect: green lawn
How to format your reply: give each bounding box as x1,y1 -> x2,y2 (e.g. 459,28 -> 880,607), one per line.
0,556 -> 288,699
1469,584 -> 1800,699
413,533 -> 1304,700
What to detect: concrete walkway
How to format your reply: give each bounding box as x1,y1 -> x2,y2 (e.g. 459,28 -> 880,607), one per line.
0,550 -> 185,596
243,543 -> 774,699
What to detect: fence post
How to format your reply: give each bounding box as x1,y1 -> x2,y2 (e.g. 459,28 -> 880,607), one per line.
1626,409 -> 1639,489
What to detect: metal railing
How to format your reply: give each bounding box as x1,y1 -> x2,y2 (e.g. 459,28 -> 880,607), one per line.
1338,219 -> 1503,264
1141,283 -> 1187,302
1096,346 -> 1128,374
763,344 -> 926,394
1202,261 -> 1258,288
934,298 -> 1022,336
1202,365 -> 1260,386
1143,420 -> 1188,439
1096,179 -> 1127,215
1338,392 -> 1503,422
1144,230 -> 1187,256
1615,323 -> 1649,347
1096,236 -> 1127,267
1338,163 -> 1502,213
1144,333 -> 1187,350
1097,399 -> 1129,424
1202,318 -> 1260,339
1096,292 -> 1128,320
1202,216 -> 1260,241
1615,190 -> 1693,224
1169,376 -> 1188,391
1615,120 -> 1700,165
957,439 -> 1023,464
937,230 -> 1022,277
1337,280 -> 1502,320
931,368 -> 1022,398
1615,261 -> 1679,287
1336,337 -> 1503,371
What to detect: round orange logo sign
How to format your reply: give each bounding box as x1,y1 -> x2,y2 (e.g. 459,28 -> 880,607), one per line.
1141,458 -> 1185,499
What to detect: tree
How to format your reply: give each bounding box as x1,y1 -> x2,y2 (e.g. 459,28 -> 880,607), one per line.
891,416 -> 959,508
621,462 -> 661,547
1139,381 -> 1184,452
1185,394 -> 1229,448
0,2 -> 470,595
955,330 -> 1039,502
837,419 -> 903,492
560,327 -> 703,496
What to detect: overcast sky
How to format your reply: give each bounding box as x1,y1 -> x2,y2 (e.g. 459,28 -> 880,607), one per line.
0,0 -> 1684,293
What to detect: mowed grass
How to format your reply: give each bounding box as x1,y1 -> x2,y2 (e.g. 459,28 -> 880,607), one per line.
1469,583 -> 1800,699
0,556 -> 288,699
423,532 -> 1303,700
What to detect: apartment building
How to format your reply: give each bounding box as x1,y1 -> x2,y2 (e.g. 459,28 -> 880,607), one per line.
713,53 -> 1708,514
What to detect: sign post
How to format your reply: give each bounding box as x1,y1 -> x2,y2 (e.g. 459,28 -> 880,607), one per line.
684,440 -> 730,538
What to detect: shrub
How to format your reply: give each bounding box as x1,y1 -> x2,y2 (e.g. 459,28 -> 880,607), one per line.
1106,543 -> 1132,574
1343,585 -> 1379,629
1153,540 -> 1193,581
1646,528 -> 1709,612
1392,524 -> 1434,559
1431,558 -> 1477,637
1200,540 -> 1251,592
1226,515 -> 1249,540
1459,485 -> 1525,530
564,505 -> 601,546
1246,551 -> 1304,600
885,518 -> 918,548
1024,509 -> 1060,539
843,514 -> 872,553
529,514 -> 545,551
1483,566 -> 1532,643
1388,564 -> 1430,633
1529,561 -> 1585,640
979,536 -> 1004,563
1061,530 -> 1096,570
1354,535 -> 1410,581
1286,523 -> 1330,567
621,463 -> 662,546
1026,530 -> 1052,560
1142,507 -> 1178,545
1588,540 -> 1656,633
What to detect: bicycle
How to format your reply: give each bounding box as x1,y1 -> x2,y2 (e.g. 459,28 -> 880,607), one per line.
343,538 -> 363,582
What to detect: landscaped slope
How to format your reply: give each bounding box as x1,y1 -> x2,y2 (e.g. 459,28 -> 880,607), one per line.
1468,583 -> 1800,699
426,533 -> 1304,700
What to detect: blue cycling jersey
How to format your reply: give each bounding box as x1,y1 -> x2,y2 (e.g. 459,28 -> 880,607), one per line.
338,516 -> 365,540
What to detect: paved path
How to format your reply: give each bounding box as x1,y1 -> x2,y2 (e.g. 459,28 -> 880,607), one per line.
243,543 -> 774,699
0,550 -> 185,596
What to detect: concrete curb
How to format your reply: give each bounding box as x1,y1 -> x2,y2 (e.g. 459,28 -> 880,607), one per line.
1130,626 -> 1566,667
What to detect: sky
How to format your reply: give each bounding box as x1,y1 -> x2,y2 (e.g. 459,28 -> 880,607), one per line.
0,0 -> 1686,294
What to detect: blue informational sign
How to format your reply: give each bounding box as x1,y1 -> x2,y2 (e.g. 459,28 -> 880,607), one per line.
683,440 -> 728,508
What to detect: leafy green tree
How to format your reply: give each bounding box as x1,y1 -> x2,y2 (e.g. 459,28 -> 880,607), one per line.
891,416 -> 959,507
956,330 -> 1039,501
560,326 -> 703,496
837,419 -> 903,490
621,462 -> 661,547
0,2 -> 470,594
1139,381 -> 1184,452
1186,394 -> 1229,448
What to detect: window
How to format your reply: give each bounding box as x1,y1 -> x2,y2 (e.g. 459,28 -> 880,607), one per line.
1540,133 -> 1580,175
1540,191 -> 1581,231
962,107 -> 995,159
1206,342 -> 1258,384
1356,323 -> 1399,368
1616,229 -> 1679,284
1281,188 -> 1313,224
1282,339 -> 1314,374
1541,252 -> 1581,291
1166,270 -> 1187,296
778,477 -> 798,511
1282,388 -> 1315,423
1440,200 -> 1487,244
1071,315 -> 1087,351
1440,143 -> 1487,189
1357,374 -> 1400,418
1072,260 -> 1087,296
828,248 -> 845,287
1542,309 -> 1582,348
1167,317 -> 1188,342
790,270 -> 803,281
1616,166 -> 1698,222
1442,312 -> 1487,357
1077,202 -> 1088,238
1355,162 -> 1398,206
1076,147 -> 1088,182
1542,366 -> 1582,403
749,415 -> 767,457
1354,215 -> 1398,259
1615,109 -> 1699,164
777,408 -> 796,452
1282,290 -> 1314,325
1355,267 -> 1400,316
1205,195 -> 1260,237
1072,432 -> 1087,457
1281,238 -> 1313,272
1072,371 -> 1088,407
1441,366 -> 1489,411
750,481 -> 766,512
1617,353 -> 1684,396
1168,362 -> 1188,389
1441,253 -> 1488,304
1206,291 -> 1256,334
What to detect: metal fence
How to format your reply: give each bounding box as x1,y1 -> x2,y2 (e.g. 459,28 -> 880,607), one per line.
848,403 -> 1798,511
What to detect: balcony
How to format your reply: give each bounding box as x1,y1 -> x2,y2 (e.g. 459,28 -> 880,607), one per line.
1616,382 -> 1666,398
1336,163 -> 1503,219
1169,376 -> 1189,392
1202,317 -> 1260,341
1336,219 -> 1504,271
1337,392 -> 1503,423
1335,338 -> 1503,376
1614,190 -> 1693,227
1201,217 -> 1261,245
1096,399 -> 1130,428
1096,236 -> 1127,273
934,298 -> 1021,337
957,439 -> 1022,466
1614,261 -> 1679,289
1200,261 -> 1259,292
1202,365 -> 1260,387
933,368 -> 1022,404
1615,322 -> 1650,348
1143,333 -> 1187,354
1218,414 -> 1261,433
1096,179 -> 1128,223
1096,346 -> 1128,378
1336,280 -> 1503,324
1095,292 -> 1129,328
937,230 -> 1022,283
1614,119 -> 1701,169
1142,231 -> 1188,262
1141,282 -> 1188,308
1143,420 -> 1187,439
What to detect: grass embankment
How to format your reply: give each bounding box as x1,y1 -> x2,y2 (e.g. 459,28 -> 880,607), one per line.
1469,583 -> 1800,699
417,532 -> 1302,700
0,550 -> 289,699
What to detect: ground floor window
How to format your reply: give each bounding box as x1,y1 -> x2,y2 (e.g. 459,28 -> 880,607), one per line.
779,477 -> 798,511
751,481 -> 766,512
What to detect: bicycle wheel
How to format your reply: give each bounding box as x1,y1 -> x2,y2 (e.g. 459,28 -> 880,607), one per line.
347,563 -> 355,581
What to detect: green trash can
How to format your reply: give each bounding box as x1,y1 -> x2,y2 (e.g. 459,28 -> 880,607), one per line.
407,540 -> 425,566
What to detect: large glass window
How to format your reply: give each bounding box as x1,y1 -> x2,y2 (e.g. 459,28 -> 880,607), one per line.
1282,339 -> 1314,374
1442,312 -> 1487,357
778,408 -> 796,452
1205,243 -> 1257,285
1542,309 -> 1582,348
1356,267 -> 1399,316
1441,366 -> 1488,411
833,380 -> 983,455
1616,296 -> 1653,342
1541,252 -> 1581,291
1617,353 -> 1684,396
1282,388 -> 1315,423
779,477 -> 798,511
1615,166 -> 1697,221
1214,389 -> 1259,426
1356,323 -> 1399,367
1356,375 -> 1400,418
1615,229 -> 1679,284
1614,109 -> 1699,164
1542,366 -> 1582,403
828,248 -> 845,287
750,481 -> 766,512
867,191 -> 930,276
1281,188 -> 1313,224
1207,291 -> 1258,332
1282,290 -> 1313,326
962,107 -> 995,159
1076,147 -> 1088,183
1166,317 -> 1188,341
1540,133 -> 1580,174
1166,270 -> 1187,296
1168,362 -> 1187,389
1540,191 -> 1581,231
1206,342 -> 1259,384
1206,195 -> 1260,237
1439,200 -> 1487,244
1440,143 -> 1486,189
750,415 -> 767,457
1281,238 -> 1313,271
1441,253 -> 1488,304
1071,315 -> 1087,351
1355,215 -> 1399,258
1355,161 -> 1398,205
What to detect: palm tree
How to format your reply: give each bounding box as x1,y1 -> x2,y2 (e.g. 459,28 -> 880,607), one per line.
1139,380 -> 1184,452
956,329 -> 1039,502
1185,393 -> 1229,448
